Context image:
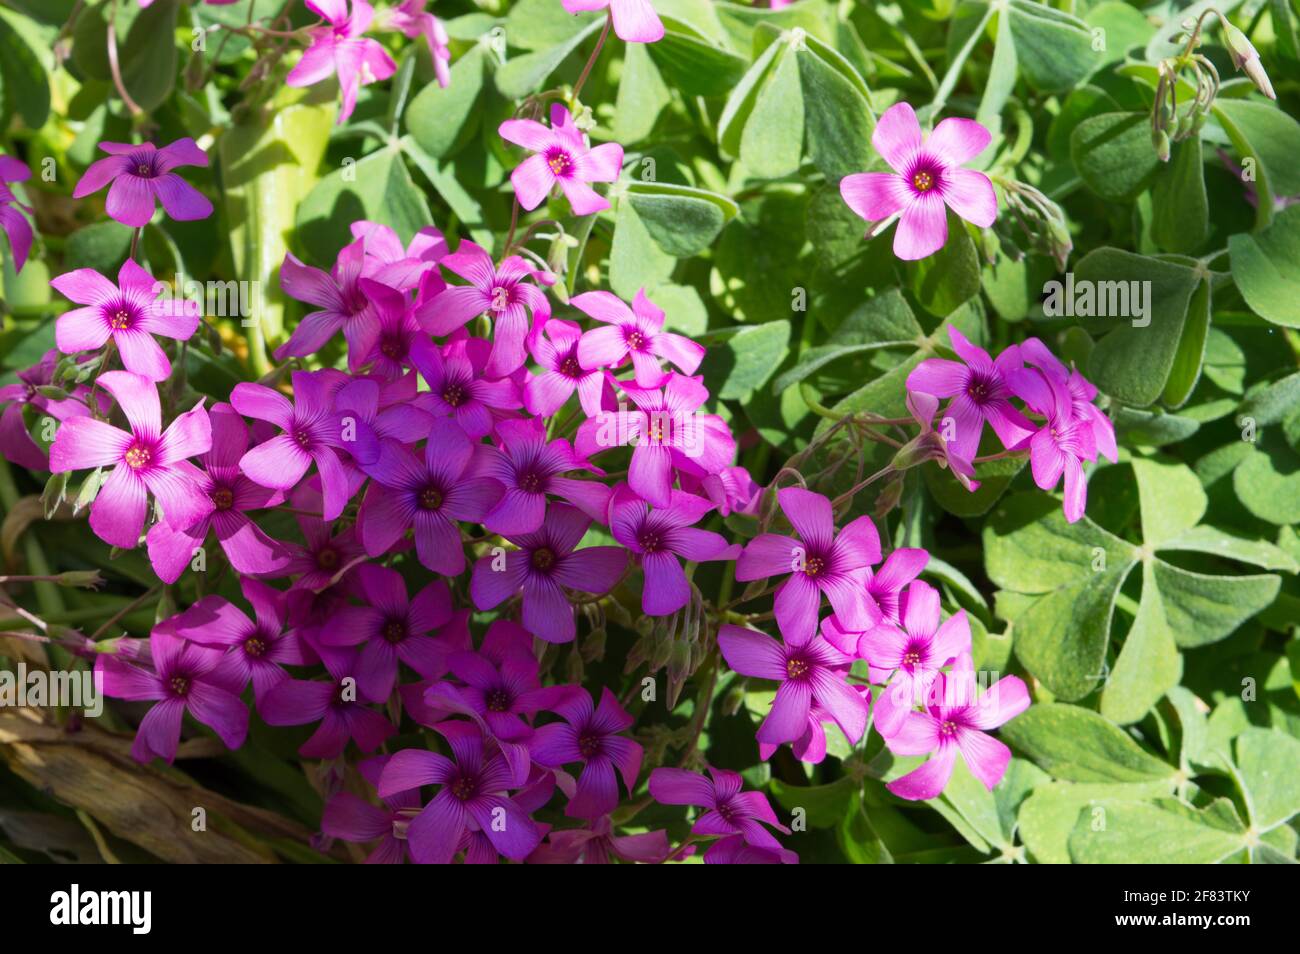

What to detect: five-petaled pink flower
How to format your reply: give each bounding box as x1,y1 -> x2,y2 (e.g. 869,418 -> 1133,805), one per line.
648,766 -> 792,853
72,138 -> 213,228
499,104 -> 624,215
906,327 -> 1035,466
530,687 -> 643,818
49,371 -> 212,549
287,0 -> 397,124
841,102 -> 997,260
51,260 -> 200,382
735,487 -> 881,644
573,288 -> 705,386
1007,362 -> 1092,523
883,658 -> 1030,801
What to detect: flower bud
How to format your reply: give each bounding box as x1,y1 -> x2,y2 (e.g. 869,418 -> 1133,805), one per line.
1222,22 -> 1276,99
1153,128 -> 1172,163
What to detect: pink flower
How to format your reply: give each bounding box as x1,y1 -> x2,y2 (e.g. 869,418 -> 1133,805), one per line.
169,577 -> 306,710
470,503 -> 627,644
72,139 -> 213,228
883,660 -> 1030,801
96,629 -> 247,764
0,153 -> 33,272
530,815 -> 670,864
530,687 -> 643,818
1007,364 -> 1091,523
573,288 -> 705,385
410,336 -> 522,438
351,219 -> 447,291
318,565 -> 455,701
905,326 -> 1035,465
474,418 -> 610,536
758,685 -> 872,765
734,487 -> 881,644
648,766 -> 791,852
524,318 -> 608,418
859,580 -> 971,738
0,351 -> 96,471
416,240 -> 552,377
609,487 -> 739,615
145,402 -> 290,583
49,371 -> 212,549
377,721 -> 541,863
377,0 -> 451,87
322,755 -> 421,864
840,102 -> 997,260
275,239 -> 382,369
1019,337 -> 1117,465
718,624 -> 868,747
499,104 -> 624,215
51,260 -> 200,382
562,0 -> 665,44
287,0 -> 397,124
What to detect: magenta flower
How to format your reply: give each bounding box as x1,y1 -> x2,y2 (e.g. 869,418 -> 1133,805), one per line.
905,327 -> 1035,465
1019,337 -> 1117,465
49,371 -> 211,549
287,0 -> 396,124
648,766 -> 790,852
322,755 -> 421,864
232,370 -> 377,521
475,418 -> 610,536
170,578 -> 306,709
609,487 -> 739,615
51,260 -> 200,382
351,279 -> 421,379
261,641 -> 397,758
573,289 -> 705,385
689,465 -> 760,518
409,336 -> 521,438
284,514 -> 365,592
840,102 -> 997,260
861,580 -> 971,738
758,684 -> 872,765
72,138 -> 213,228
377,722 -> 542,864
275,239 -> 382,368
416,240 -> 552,377
96,630 -> 247,764
0,154 -> 33,271
377,1 -> 451,86
531,688 -> 643,818
901,389 -> 980,491
524,318 -> 607,417
1007,365 -> 1091,523
499,104 -> 624,215
735,487 -> 881,644
357,417 -> 503,575
318,565 -> 454,701
883,663 -> 1030,801
575,373 -> 734,508
864,547 -> 929,624
0,351 -> 95,471
718,624 -> 867,747
145,402 -> 290,583
562,0 -> 664,43
352,218 -> 447,291
530,815 -> 670,864
704,834 -> 798,864
470,503 -> 628,644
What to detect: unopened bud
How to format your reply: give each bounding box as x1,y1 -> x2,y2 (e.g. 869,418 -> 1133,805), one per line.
1153,129 -> 1171,163
1222,22 -> 1276,99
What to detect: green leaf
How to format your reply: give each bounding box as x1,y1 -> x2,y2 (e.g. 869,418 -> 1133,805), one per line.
1161,277 -> 1210,408
119,0 -> 178,114
1018,780 -> 1175,863
496,20 -> 604,99
1078,248 -> 1202,406
1152,560 -> 1281,649
0,10 -> 50,129
1068,798 -> 1247,863
625,182 -> 738,258
1235,728 -> 1300,829
612,42 -> 671,144
704,320 -> 791,401
1001,704 -> 1178,783
1132,456 -> 1205,546
1151,136 -> 1208,254
770,776 -> 857,829
908,213 -> 981,316
646,22 -> 747,97
1070,112 -> 1159,203
717,31 -> 785,158
1100,561 -> 1181,725
1233,436 -> 1300,526
295,146 -> 432,267
1213,99 -> 1300,230
740,45 -> 804,179
771,290 -> 921,392
796,41 -> 874,182
62,221 -> 133,273
1006,0 -> 1096,93
1228,204 -> 1300,328
406,45 -> 488,159
609,196 -> 676,299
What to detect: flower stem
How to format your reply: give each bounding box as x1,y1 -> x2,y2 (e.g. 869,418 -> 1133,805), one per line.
571,13 -> 613,103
